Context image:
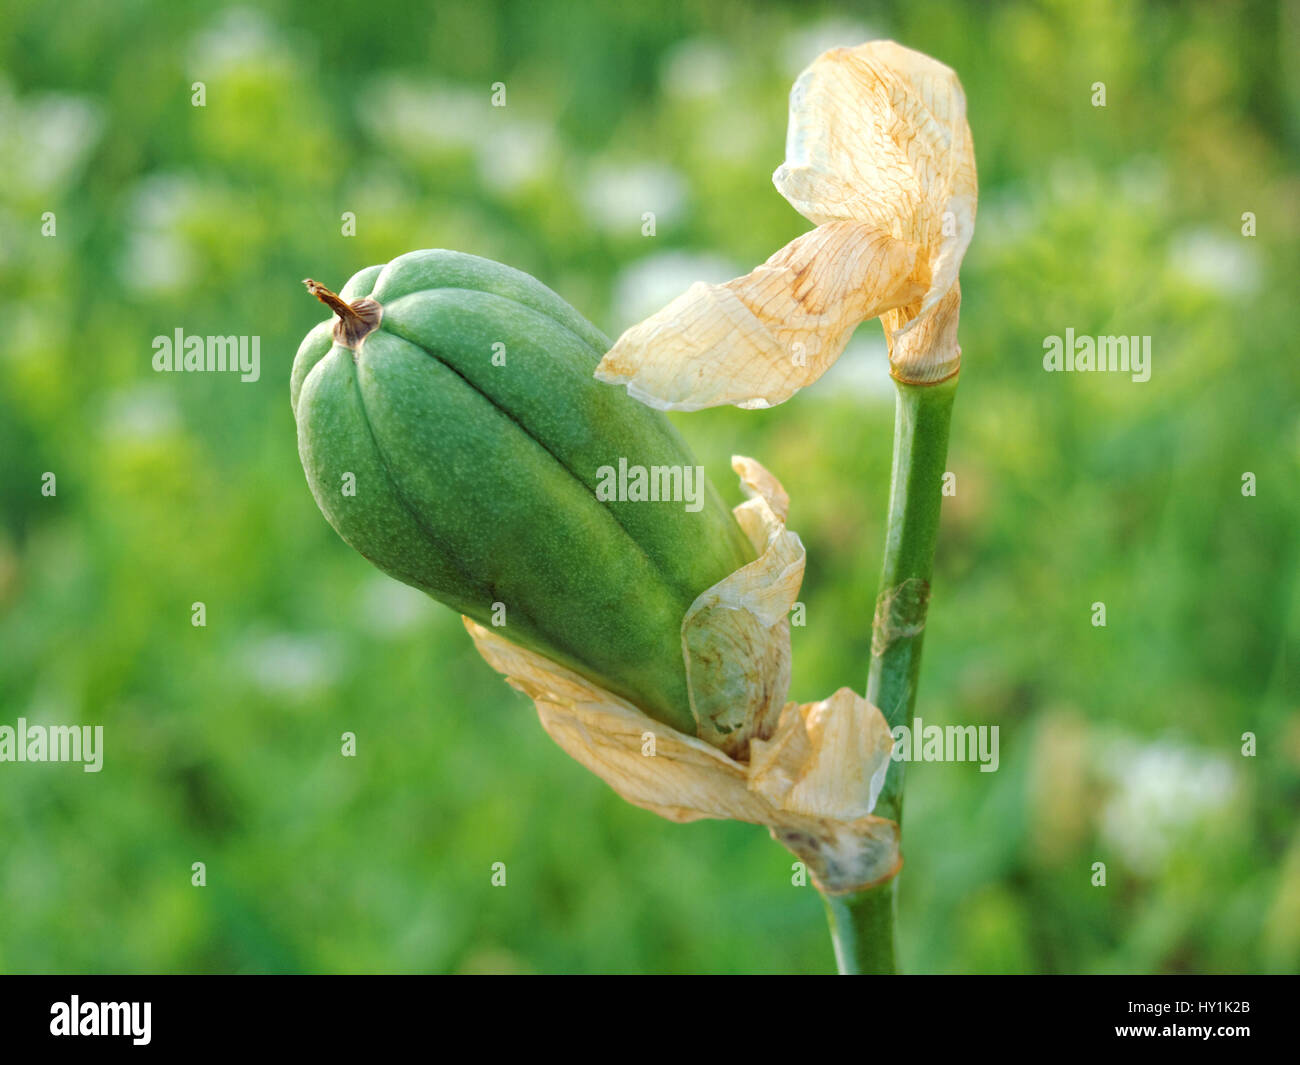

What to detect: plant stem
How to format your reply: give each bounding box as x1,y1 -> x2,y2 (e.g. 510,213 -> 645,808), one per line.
820,374 -> 958,974
870,376 -> 958,817
822,879 -> 897,975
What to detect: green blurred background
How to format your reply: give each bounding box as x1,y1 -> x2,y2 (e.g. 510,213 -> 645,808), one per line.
1,0 -> 1297,974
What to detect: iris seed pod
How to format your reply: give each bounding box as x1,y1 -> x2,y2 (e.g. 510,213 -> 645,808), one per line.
291,249 -> 755,735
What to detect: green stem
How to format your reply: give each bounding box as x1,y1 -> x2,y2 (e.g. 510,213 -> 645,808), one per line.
820,375 -> 958,974
823,879 -> 897,975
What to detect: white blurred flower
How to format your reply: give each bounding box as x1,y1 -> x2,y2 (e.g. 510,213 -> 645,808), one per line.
343,165 -> 407,214
611,250 -> 740,328
812,332 -> 895,402
100,385 -> 182,443
1118,156 -> 1171,206
358,574 -> 437,637
359,77 -> 554,194
118,174 -> 201,294
658,39 -> 758,162
582,161 -> 688,234
128,172 -> 200,228
972,193 -> 1035,251
660,38 -> 735,99
1168,228 -> 1260,296
1048,158 -> 1101,203
781,18 -> 882,77
189,7 -> 293,76
477,118 -> 555,194
239,632 -> 343,698
118,232 -> 196,295
361,77 -> 485,156
696,108 -> 763,164
1099,738 -> 1239,875
0,78 -> 103,196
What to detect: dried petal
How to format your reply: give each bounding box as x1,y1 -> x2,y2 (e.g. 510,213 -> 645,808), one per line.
464,620 -> 901,892
682,456 -> 804,755
595,223 -> 925,410
775,41 -> 976,382
465,617 -> 767,823
597,39 -> 976,404
748,687 -> 895,821
462,458 -> 902,894
882,281 -> 963,385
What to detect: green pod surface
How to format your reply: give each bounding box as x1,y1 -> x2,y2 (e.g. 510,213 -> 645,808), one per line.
292,249 -> 755,734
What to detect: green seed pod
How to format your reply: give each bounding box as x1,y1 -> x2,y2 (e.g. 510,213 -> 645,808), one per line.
292,250 -> 755,735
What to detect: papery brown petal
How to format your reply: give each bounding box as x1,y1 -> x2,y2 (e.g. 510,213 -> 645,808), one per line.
770,816 -> 902,895
883,281 -> 963,384
465,617 -> 773,824
773,39 -> 977,353
595,221 -> 924,410
461,459 -> 902,894
749,687 -> 895,820
597,40 -> 975,408
463,623 -> 901,892
682,456 -> 804,756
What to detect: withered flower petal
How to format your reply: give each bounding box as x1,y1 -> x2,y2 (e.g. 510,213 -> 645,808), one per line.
597,39 -> 977,404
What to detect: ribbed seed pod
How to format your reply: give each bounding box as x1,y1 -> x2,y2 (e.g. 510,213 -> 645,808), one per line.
292,250 -> 755,734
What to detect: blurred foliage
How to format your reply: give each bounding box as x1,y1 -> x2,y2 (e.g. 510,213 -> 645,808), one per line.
0,0 -> 1297,974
